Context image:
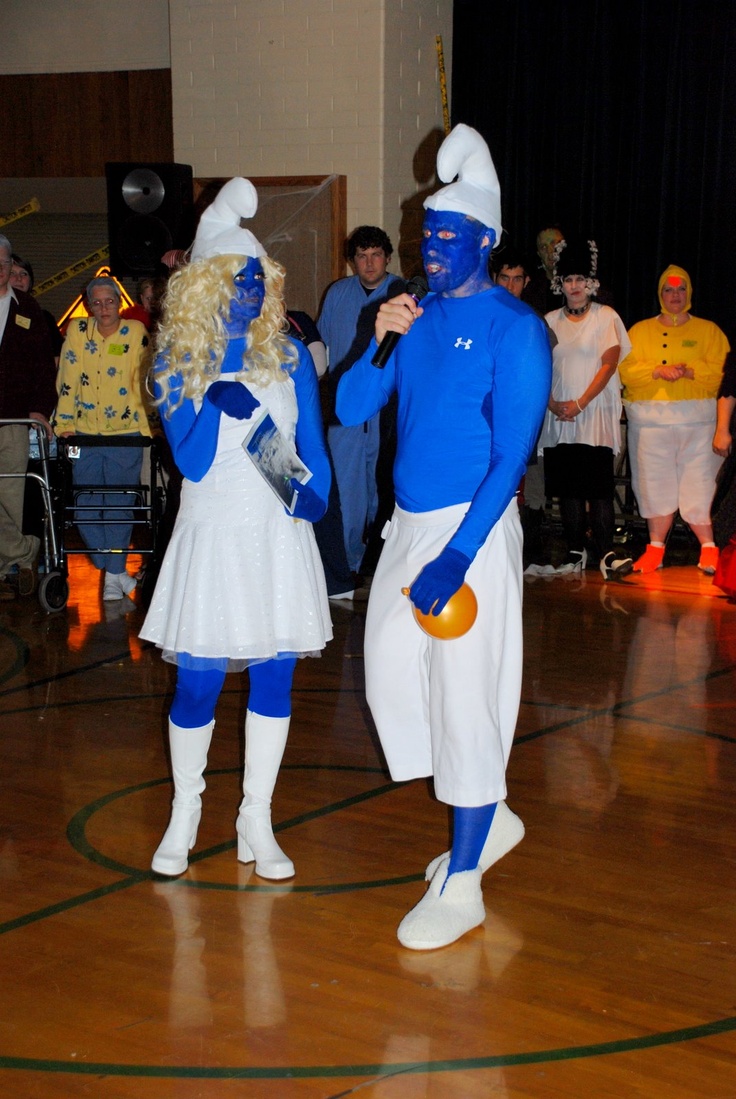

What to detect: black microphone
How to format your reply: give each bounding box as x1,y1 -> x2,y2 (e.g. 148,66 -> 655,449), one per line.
371,276 -> 429,369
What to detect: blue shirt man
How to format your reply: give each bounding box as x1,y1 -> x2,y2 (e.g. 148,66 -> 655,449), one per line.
318,225 -> 402,574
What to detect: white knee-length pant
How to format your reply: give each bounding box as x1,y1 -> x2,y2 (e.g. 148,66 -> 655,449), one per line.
627,418 -> 721,524
365,499 -> 523,807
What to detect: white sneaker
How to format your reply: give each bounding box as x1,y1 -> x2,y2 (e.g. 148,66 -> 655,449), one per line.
103,572 -> 123,601
103,571 -> 136,601
118,572 -> 137,597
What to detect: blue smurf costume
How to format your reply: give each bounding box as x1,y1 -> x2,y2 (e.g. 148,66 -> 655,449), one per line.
337,125 -> 552,948
141,177 -> 332,880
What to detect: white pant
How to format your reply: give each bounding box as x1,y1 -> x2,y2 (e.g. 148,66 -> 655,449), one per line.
627,420 -> 721,524
365,499 -> 523,807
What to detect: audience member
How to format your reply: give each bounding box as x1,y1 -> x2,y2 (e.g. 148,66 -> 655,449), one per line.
491,247 -> 531,300
122,276 -> 167,332
7,254 -> 63,545
523,225 -> 564,314
492,246 -> 550,566
619,265 -> 729,575
318,226 -> 403,575
539,237 -> 633,579
55,275 -> 151,601
0,235 -> 57,600
712,353 -> 736,596
286,308 -> 353,599
9,254 -> 63,364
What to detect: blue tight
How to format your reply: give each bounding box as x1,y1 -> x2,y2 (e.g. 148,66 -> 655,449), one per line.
169,656 -> 297,728
248,658 -> 297,716
446,803 -> 497,877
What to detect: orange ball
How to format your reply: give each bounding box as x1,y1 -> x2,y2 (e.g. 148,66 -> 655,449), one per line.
402,583 -> 478,640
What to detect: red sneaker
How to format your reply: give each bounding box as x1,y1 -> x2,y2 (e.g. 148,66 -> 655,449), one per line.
698,545 -> 719,575
634,544 -> 665,573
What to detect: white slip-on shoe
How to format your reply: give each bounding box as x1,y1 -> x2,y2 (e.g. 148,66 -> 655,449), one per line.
398,863 -> 485,951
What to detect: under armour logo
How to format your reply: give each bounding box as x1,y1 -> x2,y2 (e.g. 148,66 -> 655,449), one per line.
454,337 -> 473,350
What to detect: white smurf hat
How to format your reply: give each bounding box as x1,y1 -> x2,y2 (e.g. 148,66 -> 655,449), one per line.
423,124 -> 502,243
190,177 -> 266,262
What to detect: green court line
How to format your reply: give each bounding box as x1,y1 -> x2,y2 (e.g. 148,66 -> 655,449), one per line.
70,769 -> 415,892
0,626 -> 29,685
0,1015 -> 734,1079
0,771 -> 413,937
2,639 -> 736,1081
0,684 -> 367,718
0,876 -> 145,935
4,645 -> 734,754
516,662 -> 736,745
0,644 -> 149,698
614,710 -> 736,743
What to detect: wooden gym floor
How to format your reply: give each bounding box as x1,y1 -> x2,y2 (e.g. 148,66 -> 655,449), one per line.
1,550 -> 735,1098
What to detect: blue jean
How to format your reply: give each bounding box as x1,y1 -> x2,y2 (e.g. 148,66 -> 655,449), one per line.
327,417 -> 379,574
72,436 -> 144,573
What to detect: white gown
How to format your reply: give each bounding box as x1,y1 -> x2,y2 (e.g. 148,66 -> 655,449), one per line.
538,303 -> 631,455
140,374 -> 332,671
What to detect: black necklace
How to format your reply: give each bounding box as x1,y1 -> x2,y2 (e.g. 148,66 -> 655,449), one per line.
564,301 -> 591,317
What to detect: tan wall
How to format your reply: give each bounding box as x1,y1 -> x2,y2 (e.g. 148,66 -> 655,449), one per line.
1,0 -> 452,279
0,0 -> 171,74
170,0 -> 452,275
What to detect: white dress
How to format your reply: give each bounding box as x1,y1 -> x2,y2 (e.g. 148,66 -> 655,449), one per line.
140,375 -> 332,671
538,303 -> 631,455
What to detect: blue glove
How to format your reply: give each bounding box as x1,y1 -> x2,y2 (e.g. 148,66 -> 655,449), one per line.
206,380 -> 260,420
289,479 -> 327,523
409,547 -> 472,615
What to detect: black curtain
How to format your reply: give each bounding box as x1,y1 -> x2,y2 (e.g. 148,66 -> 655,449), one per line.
452,0 -> 736,339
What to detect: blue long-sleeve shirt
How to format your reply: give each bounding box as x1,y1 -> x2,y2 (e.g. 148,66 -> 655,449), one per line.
318,272 -> 403,377
336,286 -> 552,560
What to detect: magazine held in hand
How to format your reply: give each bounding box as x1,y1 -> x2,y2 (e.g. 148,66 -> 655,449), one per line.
242,408 -> 312,512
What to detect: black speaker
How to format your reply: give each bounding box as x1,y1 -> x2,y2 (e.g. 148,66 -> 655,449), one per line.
105,162 -> 194,277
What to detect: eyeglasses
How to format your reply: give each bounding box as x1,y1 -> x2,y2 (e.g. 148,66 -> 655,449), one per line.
90,298 -> 117,309
0,261 -> 12,271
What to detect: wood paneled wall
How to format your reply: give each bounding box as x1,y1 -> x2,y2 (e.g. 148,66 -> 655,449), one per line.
0,70 -> 173,177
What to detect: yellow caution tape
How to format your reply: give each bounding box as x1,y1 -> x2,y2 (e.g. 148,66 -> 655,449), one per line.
33,246 -> 110,297
435,36 -> 450,136
0,197 -> 41,228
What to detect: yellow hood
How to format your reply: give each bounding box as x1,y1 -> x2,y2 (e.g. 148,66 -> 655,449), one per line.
658,264 -> 692,314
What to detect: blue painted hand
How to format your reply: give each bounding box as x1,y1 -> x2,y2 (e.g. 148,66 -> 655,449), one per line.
206,380 -> 260,419
409,547 -> 472,615
289,479 -> 327,523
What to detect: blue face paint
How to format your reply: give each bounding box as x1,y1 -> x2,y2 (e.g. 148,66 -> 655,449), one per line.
222,257 -> 266,337
421,209 -> 495,297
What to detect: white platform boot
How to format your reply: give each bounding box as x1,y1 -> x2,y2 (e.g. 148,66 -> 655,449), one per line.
151,720 -> 214,876
236,710 -> 294,880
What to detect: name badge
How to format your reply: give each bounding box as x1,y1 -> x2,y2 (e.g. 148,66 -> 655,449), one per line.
15,315 -> 31,329
108,343 -> 125,356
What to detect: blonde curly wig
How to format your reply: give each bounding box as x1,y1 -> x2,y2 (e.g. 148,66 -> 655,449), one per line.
153,254 -> 298,410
